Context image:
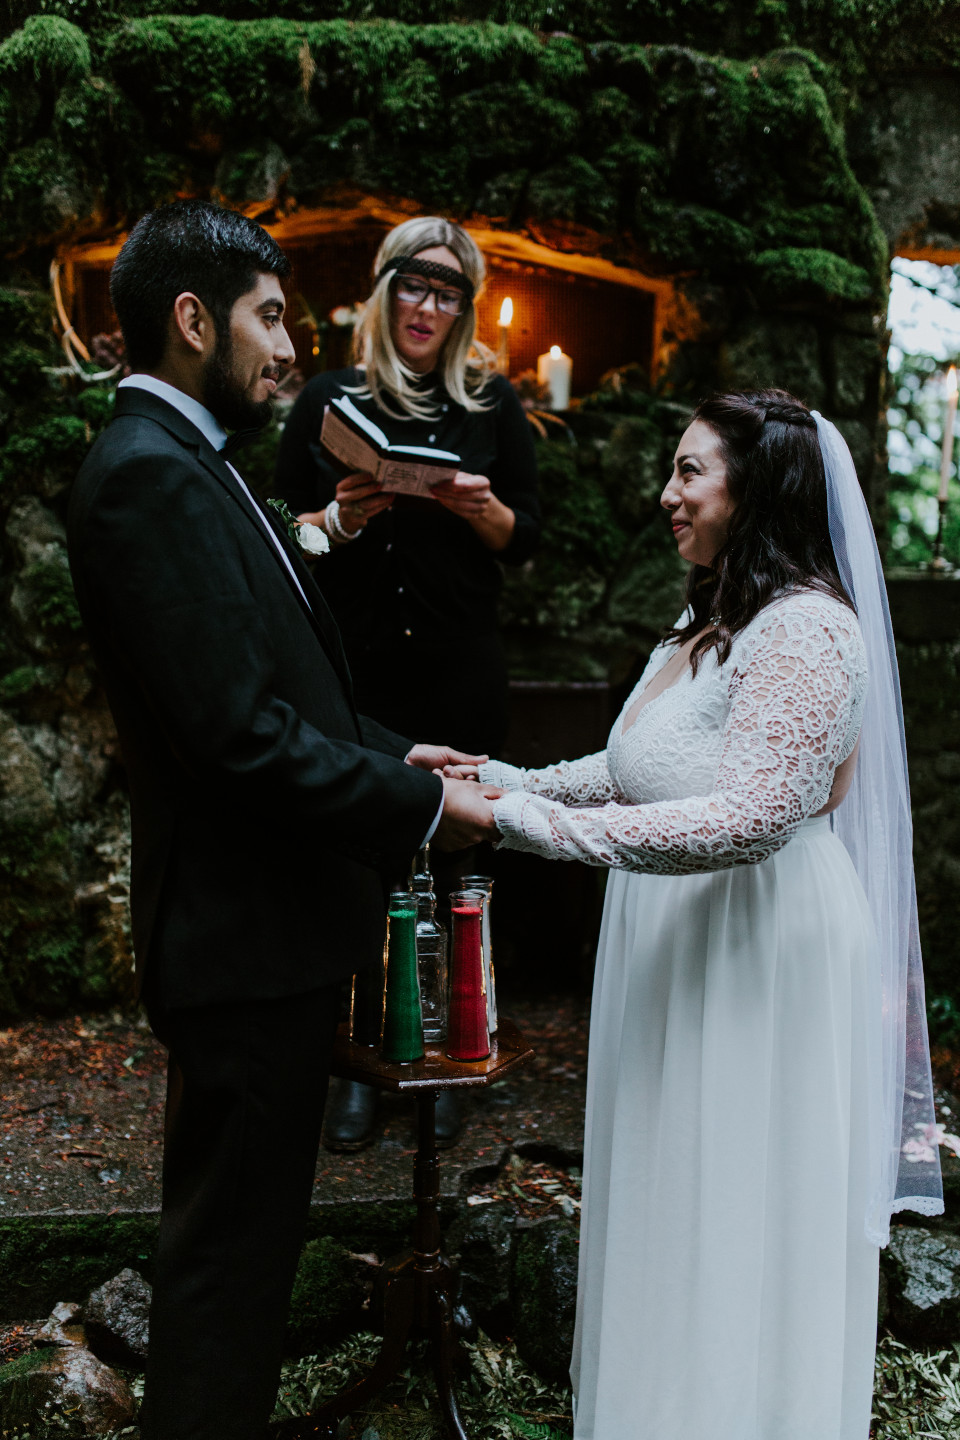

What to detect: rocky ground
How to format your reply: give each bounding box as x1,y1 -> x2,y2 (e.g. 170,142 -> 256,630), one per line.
3,1001 -> 960,1437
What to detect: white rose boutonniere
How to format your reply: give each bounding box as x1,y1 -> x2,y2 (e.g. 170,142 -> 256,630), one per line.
267,498 -> 329,557
297,521 -> 330,556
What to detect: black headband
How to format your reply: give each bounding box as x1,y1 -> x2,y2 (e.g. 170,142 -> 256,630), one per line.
376,254 -> 475,302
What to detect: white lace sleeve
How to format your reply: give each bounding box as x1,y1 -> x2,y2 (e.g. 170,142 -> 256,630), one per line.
492,597 -> 867,875
479,751 -> 621,806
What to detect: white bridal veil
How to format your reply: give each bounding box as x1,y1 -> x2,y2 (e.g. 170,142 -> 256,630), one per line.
813,412 -> 944,1244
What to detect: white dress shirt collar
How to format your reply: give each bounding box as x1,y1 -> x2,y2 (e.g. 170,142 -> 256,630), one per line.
119,374 -> 228,452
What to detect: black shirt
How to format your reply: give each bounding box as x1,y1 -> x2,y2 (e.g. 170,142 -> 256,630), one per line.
274,368 -> 540,656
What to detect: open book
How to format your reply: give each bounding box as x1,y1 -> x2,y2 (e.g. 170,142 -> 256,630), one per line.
320,395 -> 460,497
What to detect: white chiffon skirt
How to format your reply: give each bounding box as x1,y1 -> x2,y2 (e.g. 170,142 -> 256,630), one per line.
570,816 -> 882,1440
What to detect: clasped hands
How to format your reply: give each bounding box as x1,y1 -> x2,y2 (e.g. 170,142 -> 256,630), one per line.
405,743 -> 502,851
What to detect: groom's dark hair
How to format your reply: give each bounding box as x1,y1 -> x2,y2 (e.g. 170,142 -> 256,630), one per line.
665,388 -> 854,674
110,200 -> 291,371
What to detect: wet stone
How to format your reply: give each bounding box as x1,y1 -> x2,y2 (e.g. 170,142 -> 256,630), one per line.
884,1225 -> 960,1347
446,1201 -> 517,1338
511,1219 -> 579,1385
0,1342 -> 136,1437
85,1266 -> 151,1369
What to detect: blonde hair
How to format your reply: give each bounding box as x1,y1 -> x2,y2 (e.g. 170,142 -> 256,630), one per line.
352,216 -> 493,420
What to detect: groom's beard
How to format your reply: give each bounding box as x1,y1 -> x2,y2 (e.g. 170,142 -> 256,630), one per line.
201,334 -> 273,433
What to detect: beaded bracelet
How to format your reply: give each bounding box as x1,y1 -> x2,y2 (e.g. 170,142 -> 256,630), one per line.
325,499 -> 361,543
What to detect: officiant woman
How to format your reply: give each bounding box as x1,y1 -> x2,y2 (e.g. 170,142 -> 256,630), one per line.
275,216 -> 540,1146
275,215 -> 540,754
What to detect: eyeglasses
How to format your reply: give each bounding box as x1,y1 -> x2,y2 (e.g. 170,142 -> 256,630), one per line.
393,274 -> 467,316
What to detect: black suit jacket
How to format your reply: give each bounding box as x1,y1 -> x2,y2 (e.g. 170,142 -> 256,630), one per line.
67,386 -> 442,1009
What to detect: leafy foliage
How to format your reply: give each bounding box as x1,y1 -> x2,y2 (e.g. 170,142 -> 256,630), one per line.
267,1328 -> 960,1439
871,1336 -> 960,1438
273,1330 -> 574,1439
887,349 -> 960,569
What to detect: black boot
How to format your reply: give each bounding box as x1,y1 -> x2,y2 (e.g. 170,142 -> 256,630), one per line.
322,1079 -> 378,1152
434,1088 -> 464,1149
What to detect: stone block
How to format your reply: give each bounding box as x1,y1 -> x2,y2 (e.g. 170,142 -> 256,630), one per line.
599,417 -> 669,521
0,707 -> 57,835
719,317 -> 825,409
0,1343 -> 135,1437
84,1266 -> 151,1369
446,1200 -> 516,1338
510,1219 -> 579,1385
832,418 -> 875,481
884,1225 -> 960,1347
831,331 -> 882,416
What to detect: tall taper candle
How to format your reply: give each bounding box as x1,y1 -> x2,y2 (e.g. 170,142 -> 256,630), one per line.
940,366 -> 958,504
496,297 -> 513,377
381,892 -> 424,1063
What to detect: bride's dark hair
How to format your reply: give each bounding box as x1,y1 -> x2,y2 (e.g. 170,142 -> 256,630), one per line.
665,387 -> 855,673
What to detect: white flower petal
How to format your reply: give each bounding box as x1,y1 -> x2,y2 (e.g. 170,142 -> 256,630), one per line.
298,522 -> 330,556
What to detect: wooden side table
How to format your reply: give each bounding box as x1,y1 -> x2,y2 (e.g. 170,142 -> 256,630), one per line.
272,1018 -> 534,1440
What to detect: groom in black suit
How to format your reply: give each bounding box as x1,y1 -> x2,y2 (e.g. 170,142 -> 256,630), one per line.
67,201 -> 498,1440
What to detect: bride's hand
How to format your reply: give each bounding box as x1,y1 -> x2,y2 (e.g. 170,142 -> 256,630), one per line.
441,762 -> 482,781
405,744 -> 489,774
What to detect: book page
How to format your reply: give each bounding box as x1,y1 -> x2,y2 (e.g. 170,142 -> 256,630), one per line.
333,395 -> 391,450
377,458 -> 460,495
321,406 -> 381,476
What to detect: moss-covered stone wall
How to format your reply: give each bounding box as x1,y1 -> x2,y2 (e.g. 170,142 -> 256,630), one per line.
4,0 -> 959,78
0,5 -> 946,1014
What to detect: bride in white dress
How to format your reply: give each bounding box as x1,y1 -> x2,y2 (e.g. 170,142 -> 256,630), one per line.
464,390 -> 943,1438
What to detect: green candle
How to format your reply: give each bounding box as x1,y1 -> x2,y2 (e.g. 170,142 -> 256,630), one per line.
381,898 -> 424,1063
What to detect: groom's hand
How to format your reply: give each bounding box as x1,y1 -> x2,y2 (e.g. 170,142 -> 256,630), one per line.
433,777 -> 502,851
405,743 -> 489,775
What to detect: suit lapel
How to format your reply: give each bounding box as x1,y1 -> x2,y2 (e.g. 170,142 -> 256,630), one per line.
113,388 -> 357,706
204,449 -> 356,696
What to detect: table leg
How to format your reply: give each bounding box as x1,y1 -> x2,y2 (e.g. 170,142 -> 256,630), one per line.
414,1090 -> 470,1440
431,1282 -> 470,1440
272,1089 -> 471,1440
273,1256 -> 417,1438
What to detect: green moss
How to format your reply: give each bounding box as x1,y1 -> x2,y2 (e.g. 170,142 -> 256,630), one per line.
0,15 -> 90,87
754,246 -> 873,301
286,1236 -> 362,1354
0,413 -> 89,486
0,1205 -> 419,1324
0,19 -> 886,307
0,1214 -> 159,1321
18,555 -> 82,635
4,0 -> 959,81
0,665 -> 45,701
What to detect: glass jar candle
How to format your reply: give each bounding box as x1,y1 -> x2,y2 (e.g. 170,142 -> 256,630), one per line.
381,890 -> 424,1064
446,888 -> 490,1061
460,874 -> 497,1035
412,873 -> 448,1042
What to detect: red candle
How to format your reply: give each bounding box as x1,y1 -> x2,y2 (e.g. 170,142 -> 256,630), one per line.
446,896 -> 490,1061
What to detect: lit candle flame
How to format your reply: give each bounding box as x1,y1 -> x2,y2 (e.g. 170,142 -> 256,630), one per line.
550,345 -> 562,358
498,297 -> 513,327
948,365 -> 958,399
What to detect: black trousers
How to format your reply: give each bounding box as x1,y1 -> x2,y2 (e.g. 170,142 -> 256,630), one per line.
140,982 -> 341,1440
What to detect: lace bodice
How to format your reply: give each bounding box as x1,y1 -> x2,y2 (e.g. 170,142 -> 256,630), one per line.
483,591 -> 867,875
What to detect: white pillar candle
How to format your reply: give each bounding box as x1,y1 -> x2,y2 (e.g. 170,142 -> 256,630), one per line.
537,345 -> 572,410
940,365 -> 958,504
496,297 -> 513,376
